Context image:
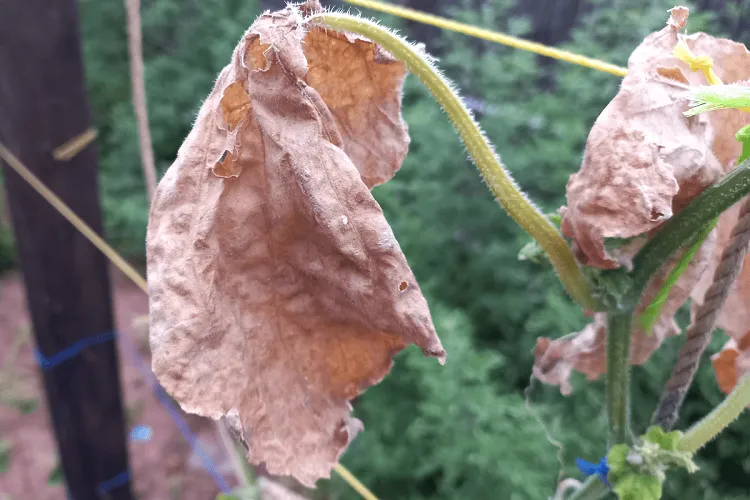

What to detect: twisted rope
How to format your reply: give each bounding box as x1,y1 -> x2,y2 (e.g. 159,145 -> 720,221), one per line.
653,196 -> 750,430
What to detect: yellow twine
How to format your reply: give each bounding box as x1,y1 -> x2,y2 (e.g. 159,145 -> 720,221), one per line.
334,464 -> 379,500
0,142 -> 378,500
672,38 -> 722,85
342,0 -> 628,77
1,144 -> 148,292
52,128 -> 99,161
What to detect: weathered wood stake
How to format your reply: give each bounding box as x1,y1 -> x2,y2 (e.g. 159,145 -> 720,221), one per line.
0,1 -> 134,499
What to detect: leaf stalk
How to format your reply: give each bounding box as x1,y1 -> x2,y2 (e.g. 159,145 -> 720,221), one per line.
678,375 -> 750,454
307,12 -> 602,311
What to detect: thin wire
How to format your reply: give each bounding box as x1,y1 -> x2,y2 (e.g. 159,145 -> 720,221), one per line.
118,328 -> 233,492
0,142 -> 379,499
342,0 -> 628,77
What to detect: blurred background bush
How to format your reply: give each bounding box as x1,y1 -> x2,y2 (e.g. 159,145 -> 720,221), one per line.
2,0 -> 749,498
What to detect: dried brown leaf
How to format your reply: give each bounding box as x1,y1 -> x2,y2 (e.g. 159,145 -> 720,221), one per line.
561,7 -> 750,269
147,4 -> 444,487
538,7 -> 750,393
666,6 -> 689,30
711,333 -> 750,396
303,28 -> 410,188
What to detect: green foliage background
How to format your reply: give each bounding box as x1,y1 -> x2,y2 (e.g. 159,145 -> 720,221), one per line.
2,0 -> 749,498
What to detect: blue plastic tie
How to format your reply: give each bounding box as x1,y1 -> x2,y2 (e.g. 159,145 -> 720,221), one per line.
576,456 -> 611,488
34,331 -> 116,370
43,329 -> 231,494
96,470 -> 130,494
130,425 -> 153,442
118,331 -> 232,493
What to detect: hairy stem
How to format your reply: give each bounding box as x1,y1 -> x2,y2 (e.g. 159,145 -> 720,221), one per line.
565,476 -> 611,500
607,312 -> 632,446
307,12 -> 602,311
628,159 -> 750,304
678,375 -> 750,454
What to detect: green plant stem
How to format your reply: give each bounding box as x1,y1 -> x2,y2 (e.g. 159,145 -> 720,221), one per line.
307,12 -> 602,312
638,219 -> 717,334
627,159 -> 750,305
678,375 -> 750,454
566,477 -> 611,500
606,311 -> 632,447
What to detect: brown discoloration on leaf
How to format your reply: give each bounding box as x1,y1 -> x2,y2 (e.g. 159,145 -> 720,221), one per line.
561,7 -> 750,269
147,4 -> 443,487
221,81 -> 252,131
534,231 -> 715,393
303,28 -> 409,188
711,333 -> 750,396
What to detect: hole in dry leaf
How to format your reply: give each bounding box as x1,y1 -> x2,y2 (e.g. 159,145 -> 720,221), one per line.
219,150 -> 229,163
399,281 -> 408,292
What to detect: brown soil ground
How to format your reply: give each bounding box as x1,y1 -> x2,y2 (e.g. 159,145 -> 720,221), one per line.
0,269 -> 242,500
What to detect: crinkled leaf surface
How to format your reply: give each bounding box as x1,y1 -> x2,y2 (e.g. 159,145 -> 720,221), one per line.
536,7 -> 750,393
147,3 -> 444,486
561,7 -> 750,269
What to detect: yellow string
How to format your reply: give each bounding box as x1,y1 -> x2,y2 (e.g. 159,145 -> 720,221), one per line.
342,0 -> 628,77
53,128 -> 99,161
0,144 -> 148,292
0,142 -> 379,499
672,38 -> 723,85
334,464 -> 378,500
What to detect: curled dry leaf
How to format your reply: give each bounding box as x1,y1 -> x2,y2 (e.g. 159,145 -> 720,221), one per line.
560,6 -> 750,269
147,3 -> 444,487
536,7 -> 750,394
712,333 -> 750,397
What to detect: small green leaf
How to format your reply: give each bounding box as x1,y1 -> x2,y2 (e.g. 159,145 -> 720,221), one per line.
643,426 -> 682,452
736,125 -> 750,165
547,213 -> 562,227
607,444 -> 630,474
518,213 -> 562,266
0,440 -> 10,473
685,84 -> 750,116
518,240 -> 548,265
48,462 -> 63,486
613,473 -> 662,500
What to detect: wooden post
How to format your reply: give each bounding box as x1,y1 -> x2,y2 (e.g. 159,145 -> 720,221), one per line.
0,1 -> 134,499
